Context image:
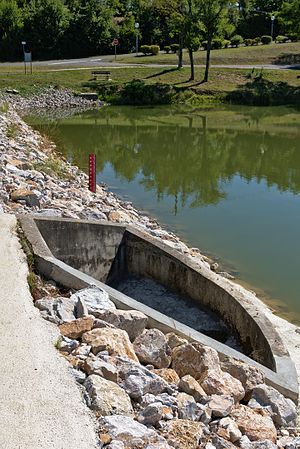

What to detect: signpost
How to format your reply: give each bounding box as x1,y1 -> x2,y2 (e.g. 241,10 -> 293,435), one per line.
21,41 -> 32,74
89,154 -> 96,193
112,38 -> 119,61
135,22 -> 140,57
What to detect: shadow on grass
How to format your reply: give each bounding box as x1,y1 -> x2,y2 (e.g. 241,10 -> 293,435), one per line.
273,52 -> 300,66
144,67 -> 179,79
227,78 -> 300,106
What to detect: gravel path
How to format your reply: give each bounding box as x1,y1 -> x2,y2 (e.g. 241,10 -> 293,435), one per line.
0,214 -> 98,449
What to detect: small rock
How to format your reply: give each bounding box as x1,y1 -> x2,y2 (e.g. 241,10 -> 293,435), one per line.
251,441 -> 278,449
179,374 -> 207,402
231,405 -> 277,442
35,296 -> 76,324
172,343 -> 220,379
160,419 -> 205,449
250,384 -> 297,427
153,368 -> 180,386
177,392 -> 204,421
58,336 -> 79,353
11,188 -> 40,207
221,358 -> 265,397
133,329 -> 172,369
83,355 -> 119,382
84,374 -> 133,416
200,369 -> 245,402
208,395 -> 235,418
217,417 -> 242,443
82,328 -> 138,361
71,368 -> 86,384
286,438 -> 300,449
106,441 -> 125,449
94,309 -> 147,341
166,333 -> 188,349
211,435 -> 236,449
137,402 -> 167,426
99,415 -> 170,448
59,316 -> 94,339
70,286 -> 115,316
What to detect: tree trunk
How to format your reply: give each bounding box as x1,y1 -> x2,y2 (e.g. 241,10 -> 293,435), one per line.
204,35 -> 212,82
188,47 -> 194,80
178,36 -> 183,69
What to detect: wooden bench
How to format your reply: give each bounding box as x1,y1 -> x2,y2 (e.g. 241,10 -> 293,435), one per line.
91,70 -> 111,81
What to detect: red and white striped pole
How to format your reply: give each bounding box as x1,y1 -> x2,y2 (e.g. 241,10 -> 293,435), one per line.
88,153 -> 96,193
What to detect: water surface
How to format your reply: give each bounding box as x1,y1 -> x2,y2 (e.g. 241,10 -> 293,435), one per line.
27,105 -> 300,323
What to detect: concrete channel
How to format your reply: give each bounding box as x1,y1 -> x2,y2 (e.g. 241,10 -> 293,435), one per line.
19,215 -> 299,402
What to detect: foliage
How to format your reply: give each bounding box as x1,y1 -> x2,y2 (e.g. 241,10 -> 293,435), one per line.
275,35 -> 289,43
150,44 -> 160,55
230,34 -> 244,47
278,0 -> 300,40
212,37 -> 224,49
140,45 -> 152,55
261,35 -> 272,44
170,43 -> 180,52
164,45 -> 171,53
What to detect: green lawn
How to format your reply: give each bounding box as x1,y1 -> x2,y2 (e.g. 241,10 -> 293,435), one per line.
115,42 -> 300,66
0,65 -> 299,106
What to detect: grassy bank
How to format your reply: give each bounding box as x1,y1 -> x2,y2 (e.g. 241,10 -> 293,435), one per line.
115,42 -> 300,66
0,64 -> 299,106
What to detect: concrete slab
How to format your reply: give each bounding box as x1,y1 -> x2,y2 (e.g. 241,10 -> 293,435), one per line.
0,214 -> 98,449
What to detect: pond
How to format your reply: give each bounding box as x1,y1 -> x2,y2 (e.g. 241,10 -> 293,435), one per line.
26,104 -> 300,324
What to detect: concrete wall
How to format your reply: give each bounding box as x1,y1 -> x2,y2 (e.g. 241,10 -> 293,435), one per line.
36,219 -> 125,283
125,231 -> 274,369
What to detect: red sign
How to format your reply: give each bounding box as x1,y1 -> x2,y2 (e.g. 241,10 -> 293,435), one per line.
112,38 -> 119,46
89,153 -> 96,193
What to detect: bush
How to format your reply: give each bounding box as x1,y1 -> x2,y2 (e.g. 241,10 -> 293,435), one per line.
275,35 -> 289,43
230,34 -> 243,47
140,45 -> 151,55
170,43 -> 180,53
261,35 -> 272,45
201,41 -> 208,50
212,38 -> 224,49
244,38 -> 253,46
150,45 -> 160,55
164,46 -> 171,54
253,37 -> 261,45
223,39 -> 230,48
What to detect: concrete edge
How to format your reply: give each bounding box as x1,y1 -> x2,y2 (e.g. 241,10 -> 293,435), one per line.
19,215 -> 299,403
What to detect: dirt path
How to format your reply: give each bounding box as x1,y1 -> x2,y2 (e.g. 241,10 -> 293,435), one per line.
0,214 -> 98,449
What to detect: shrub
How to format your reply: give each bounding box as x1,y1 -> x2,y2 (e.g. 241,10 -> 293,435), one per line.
223,39 -> 230,48
244,38 -> 253,46
261,35 -> 272,45
212,38 -> 224,49
253,37 -> 261,45
164,46 -> 171,54
150,45 -> 160,55
275,35 -> 289,43
170,43 -> 180,53
140,45 -> 151,55
230,35 -> 243,47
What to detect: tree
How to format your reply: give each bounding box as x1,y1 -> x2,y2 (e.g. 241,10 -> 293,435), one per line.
199,0 -> 230,82
278,0 -> 300,39
0,0 -> 23,60
23,0 -> 70,58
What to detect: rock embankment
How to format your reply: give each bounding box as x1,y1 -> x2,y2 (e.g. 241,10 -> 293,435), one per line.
33,282 -> 300,449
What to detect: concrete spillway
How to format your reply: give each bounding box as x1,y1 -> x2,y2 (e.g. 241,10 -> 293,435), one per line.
19,215 -> 298,402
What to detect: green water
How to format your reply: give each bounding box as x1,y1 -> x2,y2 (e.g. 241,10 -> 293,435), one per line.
27,104 -> 300,323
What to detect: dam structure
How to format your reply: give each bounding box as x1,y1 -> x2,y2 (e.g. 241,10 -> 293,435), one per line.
19,215 -> 299,402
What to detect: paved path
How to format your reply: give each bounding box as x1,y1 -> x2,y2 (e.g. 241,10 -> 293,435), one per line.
1,54 -> 299,71
0,214 -> 98,449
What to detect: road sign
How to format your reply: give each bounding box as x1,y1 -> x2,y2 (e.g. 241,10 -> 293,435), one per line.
112,38 -> 119,46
